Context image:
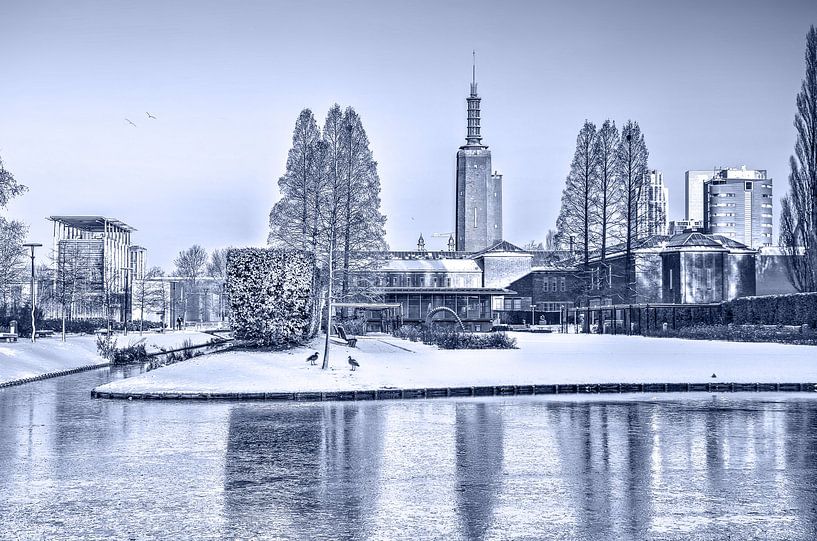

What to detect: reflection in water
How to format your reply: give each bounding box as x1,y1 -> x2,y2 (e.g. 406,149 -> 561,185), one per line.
454,403 -> 504,540
223,403 -> 385,539
3,372 -> 817,540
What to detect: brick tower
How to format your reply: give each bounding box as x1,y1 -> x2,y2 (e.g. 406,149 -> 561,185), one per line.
455,53 -> 502,252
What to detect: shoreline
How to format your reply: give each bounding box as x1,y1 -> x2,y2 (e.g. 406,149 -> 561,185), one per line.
91,381 -> 817,401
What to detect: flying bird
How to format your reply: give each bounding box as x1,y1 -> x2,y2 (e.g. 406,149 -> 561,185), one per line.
306,351 -> 319,365
146,112 -> 157,119
347,355 -> 360,371
711,373 -> 717,378
125,118 -> 137,127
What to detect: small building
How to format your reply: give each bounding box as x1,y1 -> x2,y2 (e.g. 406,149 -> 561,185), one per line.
661,233 -> 755,304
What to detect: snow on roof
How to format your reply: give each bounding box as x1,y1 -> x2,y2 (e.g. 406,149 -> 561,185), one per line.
382,259 -> 482,272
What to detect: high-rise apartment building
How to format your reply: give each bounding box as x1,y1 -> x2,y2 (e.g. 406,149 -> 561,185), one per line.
703,167 -> 773,248
685,170 -> 712,222
640,170 -> 669,236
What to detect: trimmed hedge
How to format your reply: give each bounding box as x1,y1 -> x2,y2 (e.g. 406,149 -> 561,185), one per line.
644,324 -> 817,346
226,248 -> 314,347
635,293 -> 817,331
726,293 -> 817,327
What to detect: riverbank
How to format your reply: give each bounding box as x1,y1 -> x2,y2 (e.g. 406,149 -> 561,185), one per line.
0,330 -> 216,387
92,333 -> 817,399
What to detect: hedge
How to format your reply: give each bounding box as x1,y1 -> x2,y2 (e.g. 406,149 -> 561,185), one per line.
226,248 -> 314,347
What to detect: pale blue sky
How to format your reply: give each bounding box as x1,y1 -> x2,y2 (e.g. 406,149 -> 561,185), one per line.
1,0 -> 814,268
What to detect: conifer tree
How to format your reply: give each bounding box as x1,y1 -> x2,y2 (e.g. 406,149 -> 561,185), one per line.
780,25 -> 817,292
616,120 -> 650,298
594,120 -> 622,261
555,121 -> 599,266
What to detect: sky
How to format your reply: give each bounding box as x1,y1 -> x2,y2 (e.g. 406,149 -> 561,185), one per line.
1,0 -> 815,269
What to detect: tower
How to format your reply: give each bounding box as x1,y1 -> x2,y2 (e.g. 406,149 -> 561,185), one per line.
455,53 -> 503,252
417,233 -> 426,252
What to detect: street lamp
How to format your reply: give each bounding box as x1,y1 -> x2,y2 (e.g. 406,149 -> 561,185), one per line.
121,266 -> 131,336
22,243 -> 42,343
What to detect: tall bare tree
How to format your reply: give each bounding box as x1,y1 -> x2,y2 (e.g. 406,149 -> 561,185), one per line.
617,120 -> 650,298
0,154 -> 27,308
594,120 -> 622,261
556,121 -> 599,266
337,106 -> 388,302
268,109 -> 322,251
780,25 -> 817,292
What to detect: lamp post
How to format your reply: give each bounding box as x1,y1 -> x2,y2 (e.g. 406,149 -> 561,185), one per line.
22,243 -> 42,343
121,266 -> 131,336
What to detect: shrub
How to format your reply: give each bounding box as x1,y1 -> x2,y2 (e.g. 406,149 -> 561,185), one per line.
341,317 -> 367,336
96,334 -> 117,360
226,248 -> 314,348
111,343 -> 149,365
393,325 -> 517,349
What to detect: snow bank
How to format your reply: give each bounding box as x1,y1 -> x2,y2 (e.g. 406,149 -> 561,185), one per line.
93,333 -> 817,396
0,330 -> 217,386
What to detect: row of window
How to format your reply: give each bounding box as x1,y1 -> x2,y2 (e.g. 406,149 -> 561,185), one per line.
376,274 -> 481,288
542,277 -> 567,293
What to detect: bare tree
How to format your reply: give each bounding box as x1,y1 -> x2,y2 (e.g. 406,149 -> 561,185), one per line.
132,266 -> 164,334
780,25 -> 817,292
544,229 -> 557,251
52,241 -> 93,340
174,245 -> 208,322
207,248 -> 229,320
594,120 -> 622,261
616,120 -> 650,299
556,121 -> 599,266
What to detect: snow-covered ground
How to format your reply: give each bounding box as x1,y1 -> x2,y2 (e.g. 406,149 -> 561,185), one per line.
0,330 -> 217,385
93,332 -> 817,396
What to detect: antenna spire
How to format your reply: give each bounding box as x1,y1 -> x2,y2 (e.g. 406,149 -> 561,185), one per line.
472,50 -> 476,85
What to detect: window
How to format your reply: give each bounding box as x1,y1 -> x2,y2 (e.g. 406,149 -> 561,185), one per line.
669,268 -> 673,290
446,277 -> 451,287
560,277 -> 566,292
543,279 -> 549,293
745,181 -> 753,190
419,276 -> 425,287
513,299 -> 522,311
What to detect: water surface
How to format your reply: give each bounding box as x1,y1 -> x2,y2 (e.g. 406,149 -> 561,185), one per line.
1,369 -> 817,540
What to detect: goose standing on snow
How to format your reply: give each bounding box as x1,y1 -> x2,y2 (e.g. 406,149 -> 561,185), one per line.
348,356 -> 360,371
306,352 -> 319,365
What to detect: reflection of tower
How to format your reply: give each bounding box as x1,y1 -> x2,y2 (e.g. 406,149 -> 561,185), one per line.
417,233 -> 426,252
455,403 -> 504,539
455,53 -> 503,252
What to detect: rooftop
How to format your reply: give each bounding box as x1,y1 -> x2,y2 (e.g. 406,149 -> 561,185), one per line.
49,216 -> 136,233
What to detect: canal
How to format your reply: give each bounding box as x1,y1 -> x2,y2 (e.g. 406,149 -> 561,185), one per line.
2,367 -> 817,540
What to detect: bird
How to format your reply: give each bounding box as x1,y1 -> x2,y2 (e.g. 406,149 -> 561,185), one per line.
347,355 -> 360,371
146,112 -> 157,119
125,118 -> 137,127
306,351 -> 319,365
711,373 -> 717,378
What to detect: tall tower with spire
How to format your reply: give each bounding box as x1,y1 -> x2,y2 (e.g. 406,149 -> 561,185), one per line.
455,52 -> 503,252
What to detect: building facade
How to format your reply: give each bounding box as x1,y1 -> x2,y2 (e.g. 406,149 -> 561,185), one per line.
703,167 -> 773,249
668,219 -> 704,235
641,169 -> 669,236
49,216 -> 139,320
685,170 -> 711,222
